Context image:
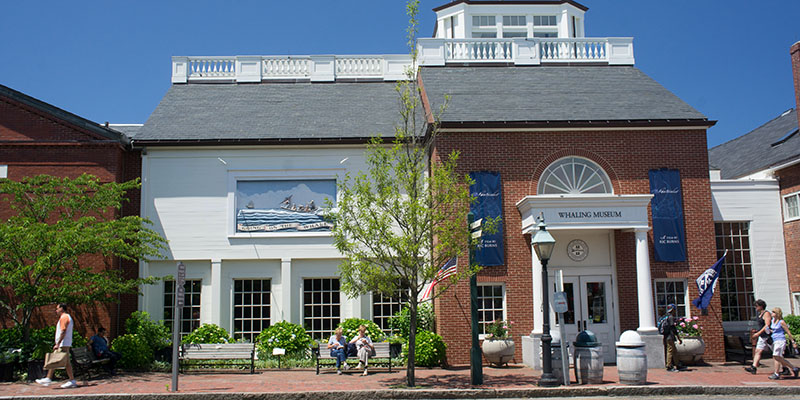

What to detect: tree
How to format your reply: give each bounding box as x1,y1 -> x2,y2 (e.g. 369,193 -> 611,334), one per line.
0,174 -> 167,342
328,0 -> 492,386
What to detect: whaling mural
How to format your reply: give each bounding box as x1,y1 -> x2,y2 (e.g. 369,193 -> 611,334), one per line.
236,179 -> 336,232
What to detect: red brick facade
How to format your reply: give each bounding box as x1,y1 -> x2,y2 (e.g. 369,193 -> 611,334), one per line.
778,164 -> 800,295
431,128 -> 722,365
791,42 -> 800,129
0,91 -> 140,339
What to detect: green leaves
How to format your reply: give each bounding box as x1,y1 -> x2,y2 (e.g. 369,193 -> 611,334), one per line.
0,174 -> 167,340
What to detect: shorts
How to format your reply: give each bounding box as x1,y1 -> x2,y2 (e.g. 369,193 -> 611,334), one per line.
773,340 -> 786,357
756,336 -> 772,350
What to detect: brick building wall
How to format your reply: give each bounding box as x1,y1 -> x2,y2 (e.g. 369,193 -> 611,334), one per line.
779,42 -> 800,300
432,128 -> 722,365
0,93 -> 140,339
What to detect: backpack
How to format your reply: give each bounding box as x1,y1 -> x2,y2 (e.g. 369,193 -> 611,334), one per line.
657,315 -> 670,335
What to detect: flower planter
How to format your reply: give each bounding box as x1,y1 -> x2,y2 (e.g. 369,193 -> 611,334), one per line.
0,362 -> 14,382
481,339 -> 515,367
675,336 -> 705,365
26,360 -> 45,382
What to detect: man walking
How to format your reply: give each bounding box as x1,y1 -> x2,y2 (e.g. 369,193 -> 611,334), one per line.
35,303 -> 77,388
745,299 -> 772,374
662,304 -> 682,371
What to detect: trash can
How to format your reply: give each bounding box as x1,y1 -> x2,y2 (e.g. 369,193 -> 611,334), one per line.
573,330 -> 603,384
615,330 -> 647,385
551,330 -> 569,383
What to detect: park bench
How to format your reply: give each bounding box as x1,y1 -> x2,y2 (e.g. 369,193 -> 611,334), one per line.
70,346 -> 111,384
179,343 -> 256,374
724,335 -> 752,365
312,342 -> 396,375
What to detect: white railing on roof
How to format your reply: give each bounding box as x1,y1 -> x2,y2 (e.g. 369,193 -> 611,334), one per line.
417,37 -> 634,66
172,55 -> 412,83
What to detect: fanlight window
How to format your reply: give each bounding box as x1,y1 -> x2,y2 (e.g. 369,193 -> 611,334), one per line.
538,157 -> 612,195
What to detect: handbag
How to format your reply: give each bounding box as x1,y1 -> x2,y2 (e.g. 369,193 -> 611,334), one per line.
43,351 -> 68,370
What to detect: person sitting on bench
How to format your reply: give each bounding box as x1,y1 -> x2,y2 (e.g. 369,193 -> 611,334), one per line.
88,327 -> 121,375
349,325 -> 374,376
327,327 -> 349,374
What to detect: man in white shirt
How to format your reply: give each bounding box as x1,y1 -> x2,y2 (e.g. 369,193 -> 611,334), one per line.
36,303 -> 77,388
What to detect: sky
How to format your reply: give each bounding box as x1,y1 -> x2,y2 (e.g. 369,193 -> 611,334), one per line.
1,0 -> 799,149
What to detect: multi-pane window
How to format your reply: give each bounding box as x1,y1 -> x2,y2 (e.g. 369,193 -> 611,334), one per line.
472,15 -> 496,27
233,279 -> 271,343
654,280 -> 688,320
503,31 -> 528,38
715,222 -> 754,322
477,284 -> 505,335
503,15 -> 526,26
784,193 -> 800,221
533,32 -> 558,38
533,15 -> 557,26
372,290 -> 407,335
538,156 -> 613,195
303,278 -> 341,340
473,32 -> 498,38
164,280 -> 202,337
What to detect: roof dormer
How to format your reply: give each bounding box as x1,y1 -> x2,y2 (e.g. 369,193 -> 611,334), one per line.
432,0 -> 587,40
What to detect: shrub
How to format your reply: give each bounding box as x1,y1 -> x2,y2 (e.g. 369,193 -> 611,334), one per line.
402,330 -> 446,367
111,334 -> 152,370
125,311 -> 171,351
389,303 -> 434,339
256,321 -> 312,359
0,328 -> 22,351
484,319 -> 515,340
182,324 -> 231,344
26,327 -> 58,360
785,315 -> 800,337
676,316 -> 703,337
337,318 -> 385,342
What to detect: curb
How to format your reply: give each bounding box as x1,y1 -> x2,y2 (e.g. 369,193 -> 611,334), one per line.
3,385 -> 800,400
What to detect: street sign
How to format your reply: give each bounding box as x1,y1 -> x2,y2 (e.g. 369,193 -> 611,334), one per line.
176,262 -> 186,307
553,291 -> 568,314
469,218 -> 483,230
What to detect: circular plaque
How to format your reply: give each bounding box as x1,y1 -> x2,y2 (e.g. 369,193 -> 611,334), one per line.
567,239 -> 589,262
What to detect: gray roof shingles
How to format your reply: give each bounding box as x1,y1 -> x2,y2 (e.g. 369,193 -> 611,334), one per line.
135,82 -> 404,142
419,66 -> 707,123
708,109 -> 799,179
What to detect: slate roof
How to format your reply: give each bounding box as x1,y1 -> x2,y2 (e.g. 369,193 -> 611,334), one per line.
135,82 -> 405,143
419,66 -> 709,125
708,109 -> 800,179
109,124 -> 143,138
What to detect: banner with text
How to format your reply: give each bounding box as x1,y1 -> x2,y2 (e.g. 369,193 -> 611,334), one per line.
649,169 -> 687,262
470,172 -> 504,266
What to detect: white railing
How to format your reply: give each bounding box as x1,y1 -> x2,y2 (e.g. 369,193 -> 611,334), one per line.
187,57 -> 236,80
336,56 -> 384,77
172,55 -> 412,83
418,37 -> 634,66
445,39 -> 514,62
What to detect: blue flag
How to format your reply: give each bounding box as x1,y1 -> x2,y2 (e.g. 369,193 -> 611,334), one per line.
692,252 -> 727,310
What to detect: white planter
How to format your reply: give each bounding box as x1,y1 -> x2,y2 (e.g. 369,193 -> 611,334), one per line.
675,337 -> 705,365
481,339 -> 515,367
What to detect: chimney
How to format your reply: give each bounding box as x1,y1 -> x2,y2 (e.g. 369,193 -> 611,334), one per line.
792,41 -> 800,128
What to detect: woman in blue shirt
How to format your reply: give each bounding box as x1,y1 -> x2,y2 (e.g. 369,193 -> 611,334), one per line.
768,308 -> 799,380
327,327 -> 349,374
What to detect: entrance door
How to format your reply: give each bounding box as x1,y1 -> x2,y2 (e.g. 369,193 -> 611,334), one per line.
552,275 -> 616,363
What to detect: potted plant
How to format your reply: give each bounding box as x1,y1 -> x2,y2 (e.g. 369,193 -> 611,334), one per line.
0,349 -> 20,382
481,319 -> 515,367
674,316 -> 705,364
26,343 -> 49,382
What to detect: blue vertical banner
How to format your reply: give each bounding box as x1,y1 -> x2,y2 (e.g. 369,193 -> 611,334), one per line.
648,169 -> 687,262
469,172 -> 504,266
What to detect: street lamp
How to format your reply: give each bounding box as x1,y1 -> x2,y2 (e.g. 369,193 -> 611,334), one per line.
531,216 -> 559,387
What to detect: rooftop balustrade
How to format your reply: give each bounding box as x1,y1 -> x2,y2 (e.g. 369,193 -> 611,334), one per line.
171,37 -> 634,83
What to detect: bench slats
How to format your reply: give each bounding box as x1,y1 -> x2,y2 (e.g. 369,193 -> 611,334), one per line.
313,342 -> 396,374
180,343 -> 256,374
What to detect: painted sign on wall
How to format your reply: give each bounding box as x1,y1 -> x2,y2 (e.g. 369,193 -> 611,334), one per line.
469,171 -> 504,266
236,179 -> 335,232
648,169 -> 686,262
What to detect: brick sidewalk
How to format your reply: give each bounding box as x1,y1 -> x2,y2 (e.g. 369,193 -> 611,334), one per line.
1,362 -> 799,397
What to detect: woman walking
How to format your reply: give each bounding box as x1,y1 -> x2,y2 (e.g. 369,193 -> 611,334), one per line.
768,307 -> 799,380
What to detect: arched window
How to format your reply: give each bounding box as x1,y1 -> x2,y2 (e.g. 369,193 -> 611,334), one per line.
538,157 -> 612,195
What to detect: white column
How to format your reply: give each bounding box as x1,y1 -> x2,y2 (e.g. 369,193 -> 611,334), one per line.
281,258 -> 292,322
635,229 -> 657,333
531,248 -> 544,336
210,259 -> 222,324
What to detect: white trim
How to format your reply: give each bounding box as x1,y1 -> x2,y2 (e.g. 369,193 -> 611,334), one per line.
0,165 -> 7,179
476,282 -> 506,340
516,194 -> 653,233
782,191 -> 800,222
653,278 -> 690,319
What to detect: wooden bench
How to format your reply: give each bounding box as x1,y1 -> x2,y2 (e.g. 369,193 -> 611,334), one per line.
70,346 -> 111,384
312,342 -> 395,375
724,335 -> 752,365
179,343 -> 256,374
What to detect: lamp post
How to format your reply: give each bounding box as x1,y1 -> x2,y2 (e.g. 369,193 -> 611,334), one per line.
468,212 -> 483,385
531,216 -> 559,387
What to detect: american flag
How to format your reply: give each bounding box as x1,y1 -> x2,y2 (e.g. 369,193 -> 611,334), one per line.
421,257 -> 458,301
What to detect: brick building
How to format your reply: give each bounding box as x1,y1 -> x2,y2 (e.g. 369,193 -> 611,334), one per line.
134,0 -> 723,369
0,83 -> 141,338
708,41 -> 800,329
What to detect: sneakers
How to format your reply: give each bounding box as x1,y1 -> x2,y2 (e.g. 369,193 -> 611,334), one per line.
781,367 -> 791,376
342,362 -> 349,371
744,366 -> 757,374
60,380 -> 78,388
337,369 -> 342,375
35,377 -> 52,386
768,373 -> 780,380
794,367 -> 800,378
666,367 -> 678,372
362,368 -> 368,376
357,362 -> 364,370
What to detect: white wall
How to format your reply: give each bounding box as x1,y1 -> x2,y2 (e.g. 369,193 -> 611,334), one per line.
139,145 -> 371,330
710,178 -> 791,331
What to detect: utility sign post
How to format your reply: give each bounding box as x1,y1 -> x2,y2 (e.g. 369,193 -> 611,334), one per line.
468,213 -> 483,386
171,262 -> 186,392
553,271 -> 569,386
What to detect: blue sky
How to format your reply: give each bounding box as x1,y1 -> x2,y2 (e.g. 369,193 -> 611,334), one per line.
1,0 -> 798,148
